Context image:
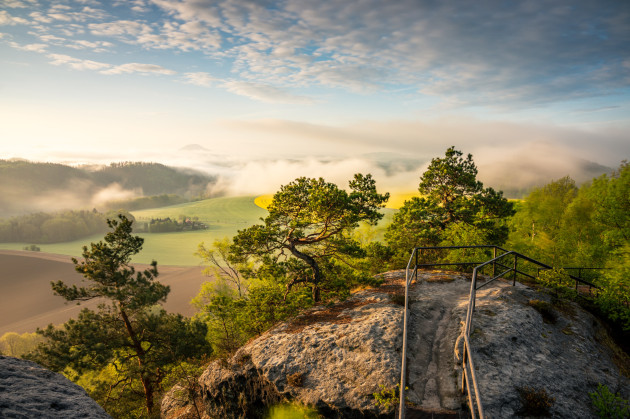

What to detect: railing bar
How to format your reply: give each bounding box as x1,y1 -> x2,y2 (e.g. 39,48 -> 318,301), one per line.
463,364 -> 477,419
416,262 -> 484,267
475,268 -> 513,290
463,334 -> 484,418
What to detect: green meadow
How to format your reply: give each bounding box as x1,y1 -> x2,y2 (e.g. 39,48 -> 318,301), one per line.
0,196 -> 267,266
0,196 -> 396,266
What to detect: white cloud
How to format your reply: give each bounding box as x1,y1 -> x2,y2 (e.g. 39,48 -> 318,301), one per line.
222,80 -> 316,104
1,0 -> 29,8
101,62 -> 176,75
89,20 -> 152,36
66,39 -> 113,51
10,42 -> 47,52
183,71 -> 216,87
0,10 -> 28,25
47,53 -> 111,71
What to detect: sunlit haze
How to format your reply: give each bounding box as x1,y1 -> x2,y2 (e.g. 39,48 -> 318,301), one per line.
1,0 -> 629,194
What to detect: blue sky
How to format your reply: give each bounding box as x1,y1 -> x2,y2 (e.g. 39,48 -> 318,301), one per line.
1,0 -> 629,193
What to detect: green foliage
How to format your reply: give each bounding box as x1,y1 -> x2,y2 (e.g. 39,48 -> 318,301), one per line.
508,162 -> 630,331
590,383 -> 630,419
373,384 -> 406,410
230,174 -> 389,302
386,147 -> 514,263
538,268 -> 578,302
264,402 -> 320,419
516,386 -> 555,417
0,331 -> 45,357
28,215 -> 211,416
595,245 -> 630,331
192,278 -> 309,357
23,244 -> 40,251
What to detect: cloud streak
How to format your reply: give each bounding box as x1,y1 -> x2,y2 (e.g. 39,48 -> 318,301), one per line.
3,0 -> 628,108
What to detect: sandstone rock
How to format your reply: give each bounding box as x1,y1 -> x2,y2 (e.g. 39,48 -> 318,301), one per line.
0,355 -> 110,418
461,281 -> 630,418
162,271 -> 630,419
163,287 -> 405,418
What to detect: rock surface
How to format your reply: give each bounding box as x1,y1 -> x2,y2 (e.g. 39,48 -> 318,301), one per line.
0,355 -> 110,418
163,279 -> 407,419
162,271 -> 630,419
464,281 -> 630,418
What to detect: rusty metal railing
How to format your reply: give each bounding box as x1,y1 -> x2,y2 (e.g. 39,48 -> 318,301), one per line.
398,246 -> 601,419
398,247 -> 419,419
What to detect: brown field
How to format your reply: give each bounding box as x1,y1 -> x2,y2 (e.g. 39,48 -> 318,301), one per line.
0,250 -> 212,336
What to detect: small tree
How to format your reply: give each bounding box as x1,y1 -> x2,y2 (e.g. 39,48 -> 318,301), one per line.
28,215 -> 211,416
230,174 -> 389,302
386,147 -> 514,260
196,237 -> 251,297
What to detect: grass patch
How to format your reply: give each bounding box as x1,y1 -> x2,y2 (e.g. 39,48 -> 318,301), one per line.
0,196 -> 267,266
528,299 -> 558,324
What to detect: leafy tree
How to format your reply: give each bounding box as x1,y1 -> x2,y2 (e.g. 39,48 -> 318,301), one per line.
0,332 -> 44,357
196,238 -> 251,297
230,174 -> 389,302
28,215 -> 211,416
386,147 -> 515,260
507,176 -> 579,265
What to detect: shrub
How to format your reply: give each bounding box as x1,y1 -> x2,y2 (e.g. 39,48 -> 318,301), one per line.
589,383 -> 630,419
373,384 -> 406,410
516,386 -> 555,416
528,300 -> 558,324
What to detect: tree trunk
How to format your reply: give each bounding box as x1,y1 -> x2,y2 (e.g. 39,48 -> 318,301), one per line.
119,305 -> 155,415
287,243 -> 321,302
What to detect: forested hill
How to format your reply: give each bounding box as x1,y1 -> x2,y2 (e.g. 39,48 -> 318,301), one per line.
0,160 -> 217,216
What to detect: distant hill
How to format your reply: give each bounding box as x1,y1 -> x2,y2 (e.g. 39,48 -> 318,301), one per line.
0,160 -> 218,216
93,162 -> 214,197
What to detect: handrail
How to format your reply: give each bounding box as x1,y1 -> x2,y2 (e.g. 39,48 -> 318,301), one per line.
398,245 -> 602,419
398,247 -> 418,419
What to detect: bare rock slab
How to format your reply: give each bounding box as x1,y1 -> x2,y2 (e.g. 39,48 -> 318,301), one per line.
163,289 -> 405,418
0,355 -> 110,418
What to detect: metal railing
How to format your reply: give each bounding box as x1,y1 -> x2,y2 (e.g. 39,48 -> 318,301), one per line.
398,246 -> 601,419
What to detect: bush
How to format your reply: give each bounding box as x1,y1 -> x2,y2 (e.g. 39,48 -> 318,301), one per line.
373,384 -> 406,410
590,383 -> 630,419
516,386 -> 555,416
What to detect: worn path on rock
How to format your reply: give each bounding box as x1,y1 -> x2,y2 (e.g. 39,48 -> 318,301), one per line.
404,271 -> 508,413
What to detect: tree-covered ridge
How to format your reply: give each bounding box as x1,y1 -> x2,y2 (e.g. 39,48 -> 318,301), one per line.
0,160 -> 218,216
0,209 -> 122,244
94,162 -> 215,197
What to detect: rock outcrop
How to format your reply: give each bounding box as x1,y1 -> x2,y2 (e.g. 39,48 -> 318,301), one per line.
464,281 -> 630,418
0,355 -> 110,418
162,271 -> 630,419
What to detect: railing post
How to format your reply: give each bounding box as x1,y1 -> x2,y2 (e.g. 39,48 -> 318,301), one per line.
415,249 -> 418,282
513,255 -> 518,286
493,247 -> 497,277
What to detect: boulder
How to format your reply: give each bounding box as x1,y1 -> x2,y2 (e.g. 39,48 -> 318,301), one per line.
0,355 -> 110,418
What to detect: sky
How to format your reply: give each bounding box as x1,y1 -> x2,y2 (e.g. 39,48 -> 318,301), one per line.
1,0 -> 629,194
